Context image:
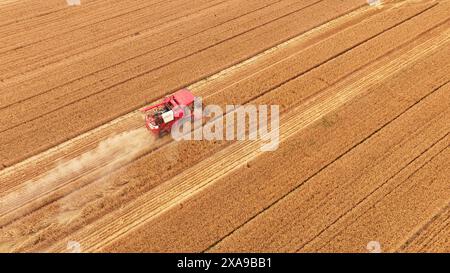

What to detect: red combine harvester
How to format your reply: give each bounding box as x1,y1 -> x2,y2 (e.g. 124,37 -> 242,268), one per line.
141,89 -> 195,136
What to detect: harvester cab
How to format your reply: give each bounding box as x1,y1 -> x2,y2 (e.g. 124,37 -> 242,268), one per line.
141,89 -> 195,136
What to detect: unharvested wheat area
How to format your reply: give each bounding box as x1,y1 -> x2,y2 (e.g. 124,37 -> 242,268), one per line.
0,0 -> 449,253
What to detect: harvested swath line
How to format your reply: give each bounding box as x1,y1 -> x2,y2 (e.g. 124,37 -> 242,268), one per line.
0,0 -> 446,253
0,1 -> 442,234
190,3 -> 379,93
0,0 -> 426,139
0,0 -> 267,95
0,0 -> 317,107
0,128 -> 155,226
0,0 -> 428,220
0,5 -> 67,29
42,28 -> 450,253
117,76 -> 450,251
0,0 -> 163,34
0,0 -> 319,105
95,34 -> 450,253
0,0 -> 215,56
211,88 -> 450,252
0,0 -> 236,80
0,0 -> 128,40
0,0 -> 365,167
0,113 -> 143,192
310,145 -> 450,253
0,7 -> 414,251
0,0 -> 169,52
1,0 -> 440,249
0,0 -> 373,192
59,0 -> 352,96
398,202 -> 450,252
297,105 -> 450,253
0,1 -> 442,183
0,1 -> 427,223
0,0 -> 69,24
215,3 -> 447,110
301,132 -> 450,252
191,1 -> 443,96
207,41 -> 450,253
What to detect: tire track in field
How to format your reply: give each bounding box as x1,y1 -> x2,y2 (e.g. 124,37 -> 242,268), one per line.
94,27 -> 445,252
0,0 -> 285,102
1,1 -> 369,177
0,6 -> 67,29
209,85 -> 449,253
0,0 -> 442,235
0,0 -> 235,81
0,1 -> 427,223
108,46 -> 449,253
394,180 -> 450,252
0,0 -> 211,58
312,145 -> 450,253
0,0 -> 171,52
301,130 -> 450,252
0,0 -> 442,251
2,0 -> 431,132
44,28 -> 449,253
204,36 -> 450,253
0,0 -> 322,106
0,0 -> 322,114
0,3 -> 376,228
0,0 -> 367,167
0,0 -> 70,27
406,206 -> 450,252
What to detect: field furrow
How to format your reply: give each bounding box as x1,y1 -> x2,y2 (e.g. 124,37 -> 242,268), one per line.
0,0 -> 448,253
